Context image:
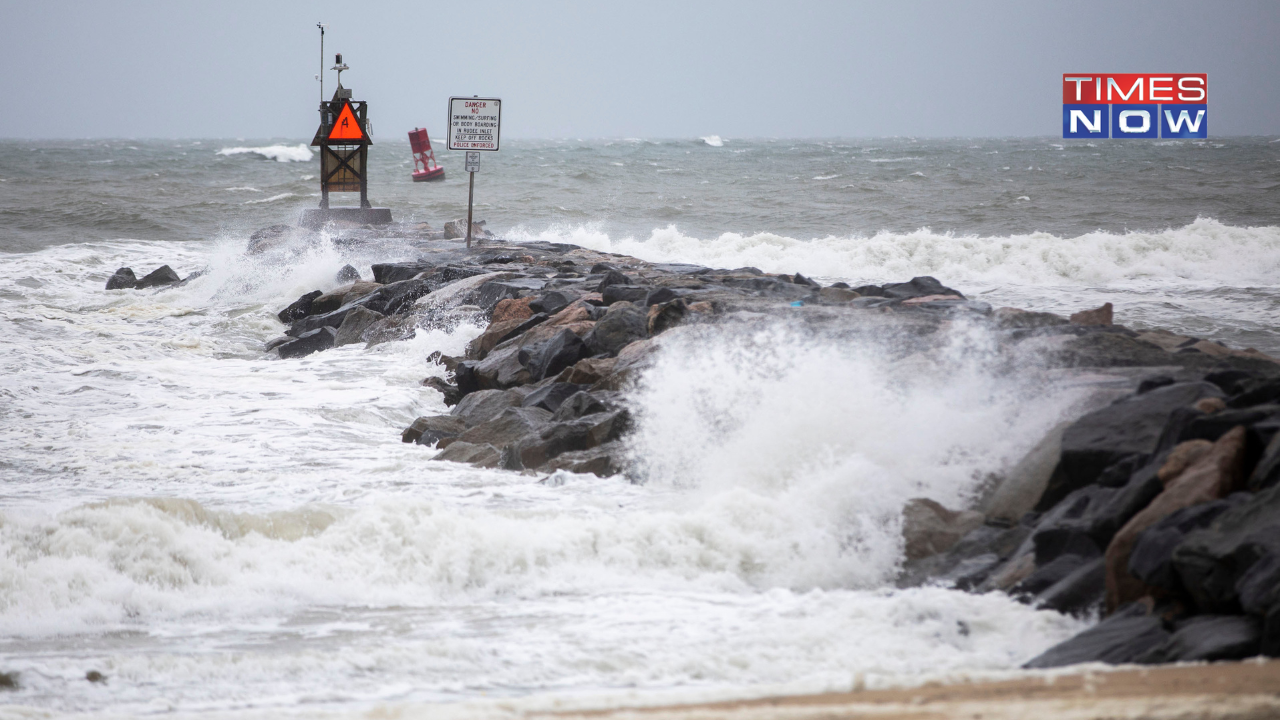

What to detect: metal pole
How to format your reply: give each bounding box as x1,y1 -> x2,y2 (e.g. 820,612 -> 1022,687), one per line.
317,23 -> 324,102
465,170 -> 476,248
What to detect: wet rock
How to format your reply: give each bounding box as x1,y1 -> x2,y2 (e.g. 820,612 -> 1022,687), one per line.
443,218 -> 491,240
1070,302 -> 1114,326
473,278 -> 547,312
469,314 -> 548,360
1138,615 -> 1262,663
276,327 -> 336,359
0,671 -> 17,689
1037,382 -> 1224,511
246,224 -> 294,253
105,267 -> 137,290
1034,557 -> 1107,616
602,285 -> 650,306
1137,375 -> 1177,394
333,306 -> 384,347
433,441 -> 501,467
543,441 -> 625,477
451,389 -> 526,427
646,299 -> 688,335
1252,432 -> 1280,491
455,406 -> 552,449
1024,603 -> 1170,668
553,390 -> 611,421
556,357 -> 618,386
1013,553 -> 1094,598
521,382 -> 587,413
1129,495 -> 1249,594
595,269 -> 632,293
518,420 -> 596,469
880,276 -> 964,301
371,261 -> 435,285
816,287 -> 861,303
584,302 -> 648,357
402,415 -> 467,445
310,281 -> 383,316
277,290 -> 323,323
529,290 -> 578,316
981,422 -> 1068,524
85,670 -> 106,683
992,307 -> 1069,328
519,328 -> 588,382
902,498 -> 985,561
1105,426 -> 1249,613
1229,378 -> 1280,409
1173,482 -> 1280,614
135,265 -> 182,289
422,376 -> 463,406
336,264 -> 362,283
491,296 -> 535,323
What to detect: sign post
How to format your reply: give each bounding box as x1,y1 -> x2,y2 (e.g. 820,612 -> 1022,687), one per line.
447,97 -> 502,248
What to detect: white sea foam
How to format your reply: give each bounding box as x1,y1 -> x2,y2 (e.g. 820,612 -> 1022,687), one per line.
0,237 -> 1092,712
509,217 -> 1280,289
244,192 -> 298,204
699,135 -> 725,147
217,144 -> 314,162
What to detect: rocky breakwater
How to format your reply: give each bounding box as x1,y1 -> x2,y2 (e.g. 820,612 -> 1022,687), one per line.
115,220 -> 1280,672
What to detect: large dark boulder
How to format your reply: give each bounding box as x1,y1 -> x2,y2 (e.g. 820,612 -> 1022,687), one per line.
105,267 -> 137,290
1034,557 -> 1106,616
433,441 -> 501,468
333,306 -> 385,347
542,441 -> 626,477
553,390 -> 612,420
402,415 -> 467,445
472,279 -> 547,312
450,389 -> 526,427
1129,495 -> 1250,594
1137,615 -> 1262,664
517,420 -> 596,469
602,285 -> 650,306
881,276 -> 964,300
276,327 -> 336,359
1036,382 -> 1224,511
1024,603 -> 1170,668
522,382 -> 588,413
584,302 -> 648,357
1173,482 -> 1280,614
519,329 -> 587,382
1250,431 -> 1280,491
529,290 -> 578,316
454,406 -> 552,449
277,290 -> 323,323
372,261 -> 435,285
595,269 -> 631,293
135,265 -> 182,289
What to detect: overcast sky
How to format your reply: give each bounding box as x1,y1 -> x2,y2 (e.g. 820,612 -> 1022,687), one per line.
4,0 -> 1277,139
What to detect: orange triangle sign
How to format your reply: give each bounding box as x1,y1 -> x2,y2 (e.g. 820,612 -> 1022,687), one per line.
328,103 -> 365,141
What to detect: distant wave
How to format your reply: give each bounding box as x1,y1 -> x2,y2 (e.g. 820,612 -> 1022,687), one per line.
217,144 -> 313,163
244,193 -> 298,204
508,217 -> 1280,288
699,135 -> 725,147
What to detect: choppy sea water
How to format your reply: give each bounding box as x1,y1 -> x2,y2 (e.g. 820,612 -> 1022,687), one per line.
0,136 -> 1278,717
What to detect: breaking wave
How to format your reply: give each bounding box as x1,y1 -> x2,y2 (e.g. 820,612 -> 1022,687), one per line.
216,144 -> 314,163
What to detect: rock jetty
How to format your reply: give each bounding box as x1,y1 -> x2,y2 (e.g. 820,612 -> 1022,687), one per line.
118,220 -> 1280,669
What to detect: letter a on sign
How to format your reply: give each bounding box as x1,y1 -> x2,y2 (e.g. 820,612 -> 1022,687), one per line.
328,103 -> 365,141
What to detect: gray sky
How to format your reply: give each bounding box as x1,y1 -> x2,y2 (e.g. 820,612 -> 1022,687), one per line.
4,0 -> 1278,139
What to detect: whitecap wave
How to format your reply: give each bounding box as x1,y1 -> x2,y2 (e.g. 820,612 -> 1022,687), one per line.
699,135 -> 725,147
244,192 -> 298,204
508,217 -> 1280,289
217,144 -> 314,162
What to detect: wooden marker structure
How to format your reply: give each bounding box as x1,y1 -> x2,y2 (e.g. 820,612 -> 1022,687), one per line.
300,51 -> 392,229
447,96 -> 502,247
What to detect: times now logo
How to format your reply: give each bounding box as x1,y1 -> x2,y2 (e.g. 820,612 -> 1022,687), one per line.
1062,74 -> 1207,139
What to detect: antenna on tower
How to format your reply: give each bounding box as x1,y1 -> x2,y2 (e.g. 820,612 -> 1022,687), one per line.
316,22 -> 326,102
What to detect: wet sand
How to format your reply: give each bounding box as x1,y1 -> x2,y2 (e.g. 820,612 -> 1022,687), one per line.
540,660 -> 1280,720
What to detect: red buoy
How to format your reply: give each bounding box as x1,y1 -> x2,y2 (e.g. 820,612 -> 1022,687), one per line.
408,128 -> 445,181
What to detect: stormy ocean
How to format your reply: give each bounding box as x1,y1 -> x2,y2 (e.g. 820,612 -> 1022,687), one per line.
1,136 -> 1278,717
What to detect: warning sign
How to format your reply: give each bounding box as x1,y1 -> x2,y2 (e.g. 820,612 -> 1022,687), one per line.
328,102 -> 365,141
447,97 -> 501,151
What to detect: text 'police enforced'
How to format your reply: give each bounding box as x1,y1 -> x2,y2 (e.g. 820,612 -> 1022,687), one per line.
448,98 -> 502,151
